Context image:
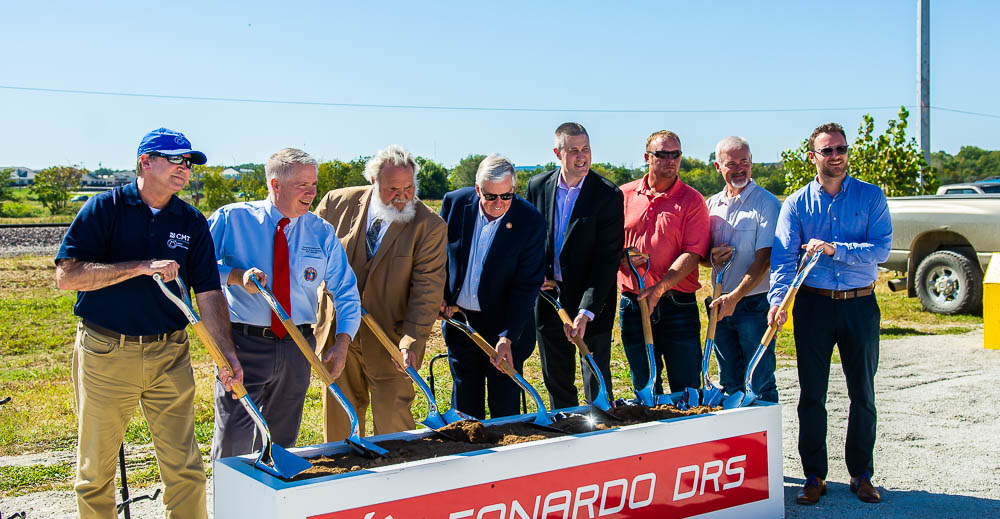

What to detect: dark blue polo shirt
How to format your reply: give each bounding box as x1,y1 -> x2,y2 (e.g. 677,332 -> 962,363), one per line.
56,180 -> 220,335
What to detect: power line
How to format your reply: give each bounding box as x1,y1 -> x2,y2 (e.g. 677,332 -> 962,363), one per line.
932,106 -> 1000,120
0,84 -> 905,114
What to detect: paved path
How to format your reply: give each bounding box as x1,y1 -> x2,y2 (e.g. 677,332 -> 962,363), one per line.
780,328 -> 1000,518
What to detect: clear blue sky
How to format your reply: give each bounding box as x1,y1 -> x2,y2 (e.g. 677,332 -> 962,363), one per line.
2,1 -> 998,171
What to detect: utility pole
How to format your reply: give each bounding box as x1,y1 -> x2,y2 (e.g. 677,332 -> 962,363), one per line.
918,0 -> 930,188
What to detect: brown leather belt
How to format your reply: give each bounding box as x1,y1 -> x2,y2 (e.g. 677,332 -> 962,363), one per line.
800,284 -> 875,300
82,320 -> 172,344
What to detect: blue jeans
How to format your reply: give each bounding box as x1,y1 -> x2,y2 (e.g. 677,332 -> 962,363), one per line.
712,293 -> 778,403
619,291 -> 701,395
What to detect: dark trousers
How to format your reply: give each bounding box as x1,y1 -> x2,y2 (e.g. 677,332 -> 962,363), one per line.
210,328 -> 313,460
714,293 -> 779,403
442,310 -> 535,420
793,290 -> 880,479
619,291 -> 701,395
535,301 -> 613,410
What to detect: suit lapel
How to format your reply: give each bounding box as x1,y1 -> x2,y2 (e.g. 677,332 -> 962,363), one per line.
369,214 -> 405,273
482,204 -> 515,278
457,197 -> 477,288
544,170 -> 560,261
349,188 -> 373,266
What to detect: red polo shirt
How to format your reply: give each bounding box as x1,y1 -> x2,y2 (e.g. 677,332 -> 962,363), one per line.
618,175 -> 710,294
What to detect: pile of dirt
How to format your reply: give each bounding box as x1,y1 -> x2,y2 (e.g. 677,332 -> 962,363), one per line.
291,403 -> 719,480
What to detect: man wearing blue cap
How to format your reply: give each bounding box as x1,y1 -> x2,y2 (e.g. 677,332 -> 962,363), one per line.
55,128 -> 242,519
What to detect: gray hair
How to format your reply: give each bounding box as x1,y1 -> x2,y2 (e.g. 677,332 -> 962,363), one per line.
475,153 -> 517,189
554,122 -> 589,150
363,144 -> 420,184
714,136 -> 752,161
265,148 -> 318,192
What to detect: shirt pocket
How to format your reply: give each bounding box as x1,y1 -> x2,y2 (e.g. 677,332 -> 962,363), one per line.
731,217 -> 759,253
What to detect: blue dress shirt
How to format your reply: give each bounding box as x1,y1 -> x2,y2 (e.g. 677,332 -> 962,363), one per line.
768,174 -> 892,307
456,206 -> 503,312
207,199 -> 361,338
553,170 -> 583,283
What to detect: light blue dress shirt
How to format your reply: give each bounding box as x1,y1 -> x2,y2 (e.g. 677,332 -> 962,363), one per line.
456,206 -> 503,312
768,174 -> 892,307
553,170 -> 583,283
207,199 -> 361,338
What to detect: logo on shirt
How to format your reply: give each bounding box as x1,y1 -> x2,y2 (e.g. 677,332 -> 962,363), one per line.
167,232 -> 190,250
303,266 -> 317,282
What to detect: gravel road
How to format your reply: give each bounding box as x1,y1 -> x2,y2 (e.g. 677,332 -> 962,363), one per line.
3,329 -> 998,518
0,226 -> 66,257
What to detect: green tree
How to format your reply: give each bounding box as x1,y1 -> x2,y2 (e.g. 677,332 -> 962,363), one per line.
235,165 -> 267,202
682,167 -> 725,197
751,163 -> 787,197
449,154 -> 486,190
415,157 -> 449,199
202,167 -> 236,211
780,107 -> 936,196
31,166 -> 85,213
0,168 -> 12,201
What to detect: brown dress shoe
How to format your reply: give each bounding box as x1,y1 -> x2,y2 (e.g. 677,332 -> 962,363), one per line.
850,476 -> 882,503
796,476 -> 827,505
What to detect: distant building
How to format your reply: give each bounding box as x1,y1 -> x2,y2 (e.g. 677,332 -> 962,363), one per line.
2,167 -> 36,186
514,165 -> 543,172
110,170 -> 136,187
222,168 -> 242,179
80,173 -> 107,187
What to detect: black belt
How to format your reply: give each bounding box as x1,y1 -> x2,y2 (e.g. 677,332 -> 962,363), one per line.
232,323 -> 313,339
82,320 -> 173,344
623,289 -> 696,304
800,284 -> 875,300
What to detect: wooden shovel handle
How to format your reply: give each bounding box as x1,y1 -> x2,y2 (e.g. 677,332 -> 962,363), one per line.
445,308 -> 518,377
277,316 -> 338,387
706,283 -> 722,342
191,321 -> 248,399
361,313 -> 407,368
636,298 -> 655,346
551,306 -> 593,357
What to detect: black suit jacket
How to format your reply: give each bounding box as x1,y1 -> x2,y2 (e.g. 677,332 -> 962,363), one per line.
441,187 -> 546,341
525,168 -> 625,335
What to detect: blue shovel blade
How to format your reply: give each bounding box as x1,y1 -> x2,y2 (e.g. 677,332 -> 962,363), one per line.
722,391 -> 745,410
421,407 -> 448,430
256,444 -> 313,479
346,436 -> 389,458
635,344 -> 657,406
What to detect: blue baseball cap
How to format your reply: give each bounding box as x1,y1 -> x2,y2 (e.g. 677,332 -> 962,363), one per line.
137,128 -> 207,165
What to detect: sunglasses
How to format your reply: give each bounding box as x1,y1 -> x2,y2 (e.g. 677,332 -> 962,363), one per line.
811,145 -> 849,157
148,152 -> 194,168
481,191 -> 515,201
647,149 -> 682,160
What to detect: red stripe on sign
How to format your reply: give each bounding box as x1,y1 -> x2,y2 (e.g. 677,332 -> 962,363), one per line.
310,431 -> 768,519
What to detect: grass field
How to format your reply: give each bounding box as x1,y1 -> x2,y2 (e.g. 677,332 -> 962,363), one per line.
0,254 -> 982,496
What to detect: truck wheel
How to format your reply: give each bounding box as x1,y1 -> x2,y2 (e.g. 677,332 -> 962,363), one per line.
914,250 -> 983,314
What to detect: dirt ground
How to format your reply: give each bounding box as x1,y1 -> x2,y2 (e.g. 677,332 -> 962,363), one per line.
3,329 -> 998,518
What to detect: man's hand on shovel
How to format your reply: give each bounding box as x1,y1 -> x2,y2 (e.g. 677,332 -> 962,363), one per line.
491,337 -> 514,372
564,313 -> 590,343
710,293 -> 738,320
321,333 -> 352,380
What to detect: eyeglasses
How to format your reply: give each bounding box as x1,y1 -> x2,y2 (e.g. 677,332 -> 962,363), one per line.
481,191 -> 515,201
811,145 -> 849,157
647,149 -> 682,160
148,152 -> 194,168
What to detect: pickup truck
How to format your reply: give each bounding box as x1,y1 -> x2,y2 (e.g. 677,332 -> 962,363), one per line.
882,194 -> 1000,314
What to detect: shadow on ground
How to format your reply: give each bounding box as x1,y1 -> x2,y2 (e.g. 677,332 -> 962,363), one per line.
783,477 -> 1000,518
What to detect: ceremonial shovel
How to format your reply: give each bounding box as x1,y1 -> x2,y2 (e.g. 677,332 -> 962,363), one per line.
248,275 -> 387,458
153,274 -> 312,479
735,251 -> 822,408
537,290 -> 621,422
356,306 -> 474,438
623,251 -> 658,407
440,310 -> 569,434
679,247 -> 736,409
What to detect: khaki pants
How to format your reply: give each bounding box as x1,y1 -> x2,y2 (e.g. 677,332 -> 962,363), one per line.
322,336 -> 416,442
72,322 -> 207,519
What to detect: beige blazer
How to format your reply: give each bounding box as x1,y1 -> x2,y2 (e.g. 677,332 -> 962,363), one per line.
314,186 -> 447,363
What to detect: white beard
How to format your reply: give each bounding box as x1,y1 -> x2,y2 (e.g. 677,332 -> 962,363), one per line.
371,187 -> 417,224
730,177 -> 750,189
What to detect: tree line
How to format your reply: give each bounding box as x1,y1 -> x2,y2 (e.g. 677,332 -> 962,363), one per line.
5,106 -> 998,216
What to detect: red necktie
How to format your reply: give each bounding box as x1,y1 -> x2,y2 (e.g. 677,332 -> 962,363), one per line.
271,217 -> 291,339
